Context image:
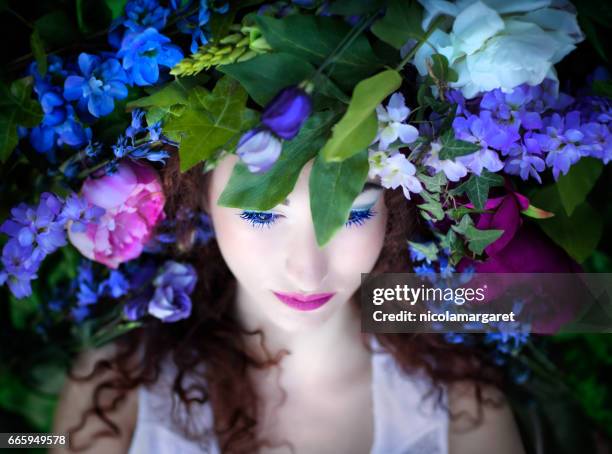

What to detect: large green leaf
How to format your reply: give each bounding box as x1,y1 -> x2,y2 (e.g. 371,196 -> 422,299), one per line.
371,0 -> 424,48
532,185 -> 603,263
219,53 -> 315,106
0,77 -> 43,162
310,149 -> 370,247
254,15 -> 381,90
321,69 -> 402,162
163,76 -> 257,172
326,0 -> 387,15
451,170 -> 504,210
556,157 -> 603,216
104,0 -> 128,19
217,112 -> 336,210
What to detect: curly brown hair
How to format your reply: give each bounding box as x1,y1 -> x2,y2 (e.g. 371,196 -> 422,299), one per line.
67,152 -> 503,453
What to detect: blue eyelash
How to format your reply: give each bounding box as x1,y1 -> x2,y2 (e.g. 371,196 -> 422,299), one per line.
238,208 -> 377,229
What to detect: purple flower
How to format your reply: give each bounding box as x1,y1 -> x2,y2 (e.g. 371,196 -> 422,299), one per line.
0,239 -> 39,298
503,139 -> 546,184
261,86 -> 312,140
236,129 -> 282,173
61,194 -> 105,233
533,112 -> 583,179
117,28 -> 183,86
452,113 -> 507,174
147,260 -> 197,322
581,122 -> 612,164
64,53 -> 129,118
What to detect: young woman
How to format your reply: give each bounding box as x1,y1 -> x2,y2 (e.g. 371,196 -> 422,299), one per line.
52,151 -> 525,453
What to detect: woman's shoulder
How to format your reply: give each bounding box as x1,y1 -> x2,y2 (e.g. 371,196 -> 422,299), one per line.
446,381 -> 526,454
51,341 -> 140,454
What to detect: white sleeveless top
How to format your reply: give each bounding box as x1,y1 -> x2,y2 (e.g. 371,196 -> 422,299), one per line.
128,336 -> 449,453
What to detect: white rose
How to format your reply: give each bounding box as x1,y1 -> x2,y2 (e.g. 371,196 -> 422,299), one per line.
414,0 -> 584,99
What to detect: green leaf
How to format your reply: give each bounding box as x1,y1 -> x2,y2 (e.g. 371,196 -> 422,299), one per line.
219,52 -> 314,106
426,54 -> 458,84
310,149 -> 370,247
438,229 -> 466,265
321,69 -> 402,162
210,7 -> 237,41
163,76 -> 257,172
532,185 -> 603,263
35,11 -> 80,48
371,0 -> 424,48
438,129 -> 480,160
30,29 -> 47,76
578,16 -> 608,62
218,112 -> 335,210
418,172 -> 447,193
451,170 -> 504,210
408,240 -> 439,262
556,157 -> 603,216
254,15 -> 380,90
463,225 -> 504,255
0,77 -> 43,162
104,0 -> 128,19
592,80 -> 612,97
417,190 -> 445,221
326,0 -> 387,15
127,76 -> 206,110
451,214 -> 474,235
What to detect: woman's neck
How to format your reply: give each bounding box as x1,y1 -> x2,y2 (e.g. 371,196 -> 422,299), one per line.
233,284 -> 371,388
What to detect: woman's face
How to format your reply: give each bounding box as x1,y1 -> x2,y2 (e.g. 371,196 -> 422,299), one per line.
206,153 -> 388,333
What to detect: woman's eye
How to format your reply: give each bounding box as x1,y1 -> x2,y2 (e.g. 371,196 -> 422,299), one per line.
238,211 -> 280,229
238,208 -> 377,230
345,208 -> 377,227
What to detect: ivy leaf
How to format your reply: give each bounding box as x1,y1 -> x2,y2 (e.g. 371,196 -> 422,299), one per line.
220,53 -> 314,106
127,76 -> 208,111
310,149 -> 369,247
437,230 -> 466,265
163,76 -> 257,172
418,172 -> 447,193
451,170 -> 505,210
371,0 -> 424,48
417,190 -> 445,221
408,240 -> 439,262
438,129 -> 480,160
104,0 -> 128,19
321,69 -> 402,162
451,214 -> 474,235
254,15 -> 381,91
556,157 -> 603,216
0,77 -> 43,163
30,29 -> 47,76
463,225 -> 504,255
218,112 -> 335,210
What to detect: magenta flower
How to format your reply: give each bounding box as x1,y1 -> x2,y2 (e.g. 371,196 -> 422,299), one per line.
68,160 -> 166,268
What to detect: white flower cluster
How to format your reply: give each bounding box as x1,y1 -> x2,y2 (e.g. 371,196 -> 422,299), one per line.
368,93 -> 423,200
414,0 -> 584,98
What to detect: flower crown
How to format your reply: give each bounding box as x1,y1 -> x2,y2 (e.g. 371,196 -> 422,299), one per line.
0,0 -> 609,334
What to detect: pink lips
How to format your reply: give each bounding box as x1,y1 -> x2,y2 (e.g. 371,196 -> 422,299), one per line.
272,291 -> 335,311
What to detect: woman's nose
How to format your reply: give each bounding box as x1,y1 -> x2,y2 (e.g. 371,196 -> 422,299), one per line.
285,220 -> 329,293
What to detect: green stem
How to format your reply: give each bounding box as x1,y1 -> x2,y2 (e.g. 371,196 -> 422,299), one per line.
395,16 -> 445,72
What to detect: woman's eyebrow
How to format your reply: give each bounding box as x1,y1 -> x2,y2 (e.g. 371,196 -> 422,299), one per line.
280,182 -> 382,207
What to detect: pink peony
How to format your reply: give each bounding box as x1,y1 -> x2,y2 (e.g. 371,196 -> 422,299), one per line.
68,160 -> 166,268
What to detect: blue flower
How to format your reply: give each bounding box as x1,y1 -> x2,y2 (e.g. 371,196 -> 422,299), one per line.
99,269 -> 131,298
124,0 -> 170,32
147,261 -> 197,322
117,28 -> 183,86
262,86 -> 312,140
64,53 -> 130,118
176,0 -> 228,54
